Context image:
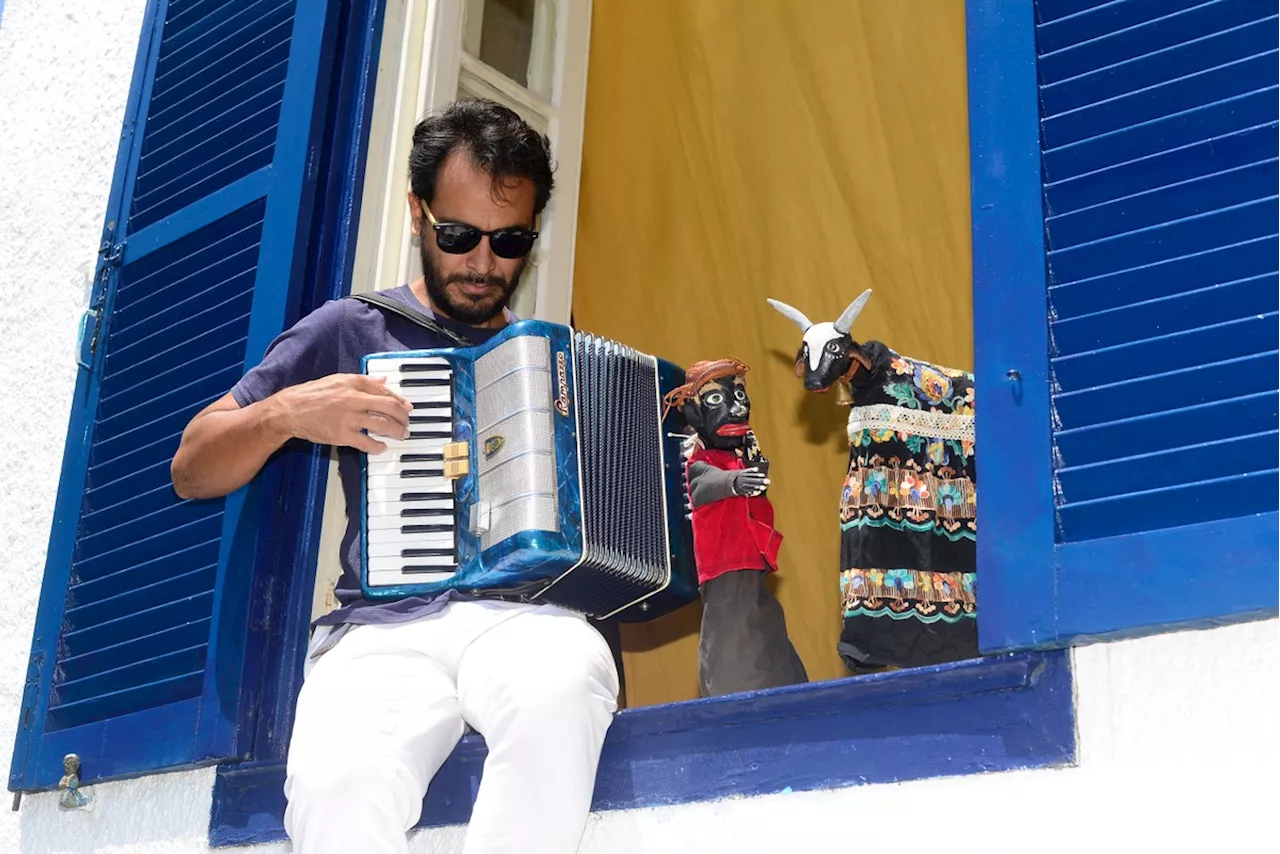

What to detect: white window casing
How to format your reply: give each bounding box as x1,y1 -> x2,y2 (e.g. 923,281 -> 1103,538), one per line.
349,0 -> 592,324
317,0 -> 592,619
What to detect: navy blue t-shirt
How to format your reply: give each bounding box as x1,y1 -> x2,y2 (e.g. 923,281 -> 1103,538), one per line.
230,284 -> 509,626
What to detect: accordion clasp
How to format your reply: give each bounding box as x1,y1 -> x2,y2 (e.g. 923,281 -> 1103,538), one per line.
443,441 -> 470,480
470,502 -> 491,534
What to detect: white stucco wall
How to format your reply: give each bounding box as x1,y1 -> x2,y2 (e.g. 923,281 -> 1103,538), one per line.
0,1 -> 151,852
1,3 -> 1277,854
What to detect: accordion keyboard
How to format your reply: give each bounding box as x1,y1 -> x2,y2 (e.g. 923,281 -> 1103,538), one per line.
365,355 -> 459,588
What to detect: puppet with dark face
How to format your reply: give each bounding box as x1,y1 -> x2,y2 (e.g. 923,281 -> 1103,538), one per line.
663,359 -> 807,698
680,372 -> 769,484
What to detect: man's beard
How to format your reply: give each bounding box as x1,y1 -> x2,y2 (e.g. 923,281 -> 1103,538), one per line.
421,243 -> 523,325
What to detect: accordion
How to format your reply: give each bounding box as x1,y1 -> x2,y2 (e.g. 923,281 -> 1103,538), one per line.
360,320 -> 699,621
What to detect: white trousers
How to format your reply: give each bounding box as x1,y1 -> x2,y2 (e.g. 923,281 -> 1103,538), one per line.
283,600 -> 620,854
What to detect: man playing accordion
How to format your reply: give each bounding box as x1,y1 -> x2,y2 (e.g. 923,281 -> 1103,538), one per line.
172,99 -> 618,854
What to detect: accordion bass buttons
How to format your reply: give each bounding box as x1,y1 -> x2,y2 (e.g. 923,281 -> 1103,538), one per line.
443,440 -> 470,480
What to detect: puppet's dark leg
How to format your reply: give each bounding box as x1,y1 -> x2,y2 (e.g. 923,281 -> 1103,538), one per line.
698,570 -> 808,697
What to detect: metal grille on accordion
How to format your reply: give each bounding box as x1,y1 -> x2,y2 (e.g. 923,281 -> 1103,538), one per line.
360,320 -> 699,621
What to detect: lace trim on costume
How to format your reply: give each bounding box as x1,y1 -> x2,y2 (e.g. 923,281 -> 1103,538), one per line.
846,404 -> 975,443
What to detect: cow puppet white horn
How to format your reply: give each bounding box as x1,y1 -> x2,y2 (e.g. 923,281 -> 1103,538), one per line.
833,289 -> 873,335
766,298 -> 813,332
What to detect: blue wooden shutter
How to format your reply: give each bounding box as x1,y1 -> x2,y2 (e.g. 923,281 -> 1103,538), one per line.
9,0 -> 337,792
968,0 -> 1278,652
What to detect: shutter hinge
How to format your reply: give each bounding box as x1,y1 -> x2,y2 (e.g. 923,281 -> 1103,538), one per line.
75,308 -> 101,372
77,240 -> 124,371
11,650 -> 45,803
99,240 -> 124,266
19,650 -> 44,726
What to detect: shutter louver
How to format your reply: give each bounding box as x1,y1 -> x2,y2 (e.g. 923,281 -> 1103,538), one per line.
128,2 -> 294,232
1037,0 -> 1279,543
967,0 -> 1278,653
10,0 -> 336,791
50,202 -> 265,731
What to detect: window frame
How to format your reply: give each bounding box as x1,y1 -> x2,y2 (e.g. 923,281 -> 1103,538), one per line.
210,649 -> 1076,846
10,0 -> 1082,829
966,0 -> 1279,656
207,2 -> 1081,842
965,0 -> 1059,654
235,0 -> 394,767
348,0 -> 592,324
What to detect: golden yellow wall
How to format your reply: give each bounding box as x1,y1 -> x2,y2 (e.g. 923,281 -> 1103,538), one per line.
572,0 -> 973,708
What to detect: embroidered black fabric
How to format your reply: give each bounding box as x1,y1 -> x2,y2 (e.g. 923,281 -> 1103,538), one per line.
836,341 -> 980,673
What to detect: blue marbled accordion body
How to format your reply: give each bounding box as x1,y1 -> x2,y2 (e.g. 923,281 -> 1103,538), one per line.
360,320 -> 698,622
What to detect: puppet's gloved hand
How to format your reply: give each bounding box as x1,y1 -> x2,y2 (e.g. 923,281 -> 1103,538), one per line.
742,432 -> 770,476
732,468 -> 770,497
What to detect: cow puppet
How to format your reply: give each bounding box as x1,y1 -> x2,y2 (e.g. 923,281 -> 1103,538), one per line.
662,358 -> 808,697
766,290 -> 979,673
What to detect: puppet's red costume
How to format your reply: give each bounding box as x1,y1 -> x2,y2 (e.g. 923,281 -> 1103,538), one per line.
686,446 -> 783,586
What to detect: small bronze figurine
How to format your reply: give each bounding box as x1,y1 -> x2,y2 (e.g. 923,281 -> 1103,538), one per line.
58,753 -> 88,810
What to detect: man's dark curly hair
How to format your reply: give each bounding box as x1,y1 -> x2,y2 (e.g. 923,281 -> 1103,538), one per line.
408,98 -> 555,216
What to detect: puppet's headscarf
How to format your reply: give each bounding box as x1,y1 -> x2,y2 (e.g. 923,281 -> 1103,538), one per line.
662,357 -> 751,420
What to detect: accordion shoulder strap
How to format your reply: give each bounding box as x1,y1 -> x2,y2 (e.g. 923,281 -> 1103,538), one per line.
347,292 -> 473,347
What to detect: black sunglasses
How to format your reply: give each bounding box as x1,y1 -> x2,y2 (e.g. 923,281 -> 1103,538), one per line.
420,201 -> 539,259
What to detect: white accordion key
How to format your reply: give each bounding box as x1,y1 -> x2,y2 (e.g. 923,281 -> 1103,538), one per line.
365,487 -> 451,504
366,473 -> 450,492
368,560 -> 455,580
367,460 -> 444,479
365,504 -> 452,530
366,531 -> 454,557
366,496 -> 452,514
391,386 -> 452,404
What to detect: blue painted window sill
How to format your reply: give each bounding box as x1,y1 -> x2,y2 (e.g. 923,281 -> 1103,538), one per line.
209,650 -> 1075,847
